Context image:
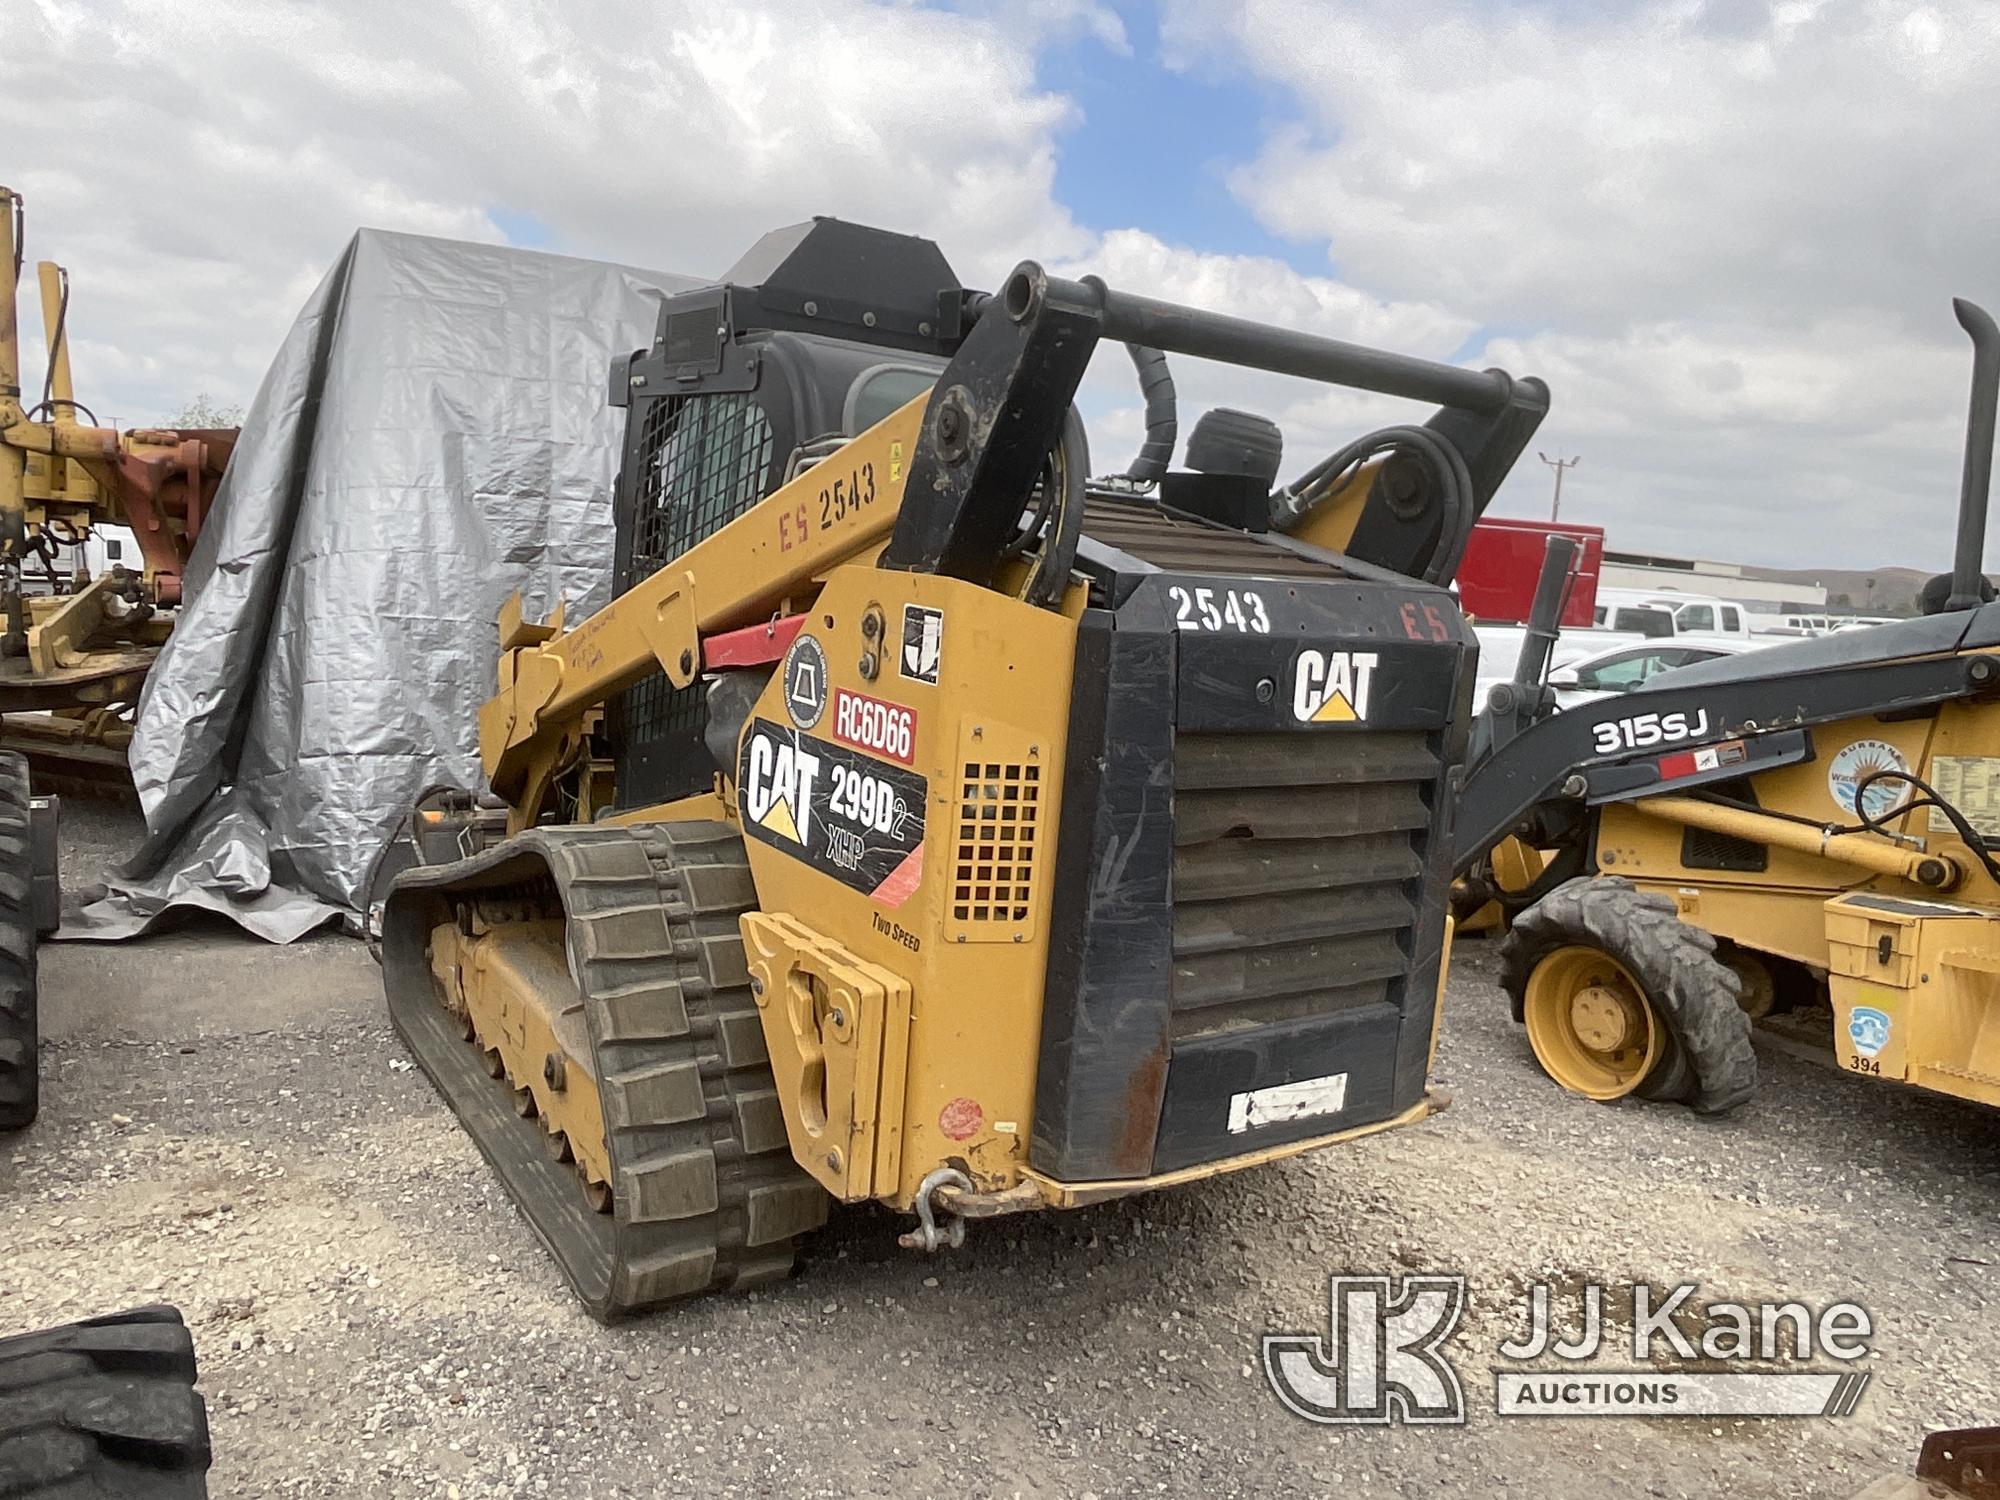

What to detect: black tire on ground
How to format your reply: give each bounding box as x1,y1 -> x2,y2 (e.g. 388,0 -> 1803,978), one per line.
0,1305 -> 211,1497
0,752 -> 39,1132
1499,876 -> 1758,1114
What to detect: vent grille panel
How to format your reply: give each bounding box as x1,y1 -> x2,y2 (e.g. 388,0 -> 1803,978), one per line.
1081,498 -> 1350,580
951,761 -> 1042,932
1171,730 -> 1438,1040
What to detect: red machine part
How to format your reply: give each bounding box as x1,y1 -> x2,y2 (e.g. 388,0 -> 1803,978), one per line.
109,427 -> 237,606
1456,517 -> 1604,627
703,613 -> 805,669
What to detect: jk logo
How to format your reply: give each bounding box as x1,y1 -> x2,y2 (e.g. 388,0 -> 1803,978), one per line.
1263,1275 -> 1467,1425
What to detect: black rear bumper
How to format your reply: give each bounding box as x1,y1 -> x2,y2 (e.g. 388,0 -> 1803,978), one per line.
1031,557 -> 1473,1181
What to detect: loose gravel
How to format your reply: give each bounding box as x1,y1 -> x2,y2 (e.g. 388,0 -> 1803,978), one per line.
4,804 -> 1996,1497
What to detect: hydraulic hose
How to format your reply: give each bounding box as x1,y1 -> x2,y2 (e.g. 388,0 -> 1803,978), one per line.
1022,408 -> 1089,607
1271,424 -> 1477,584
1121,343 -> 1176,485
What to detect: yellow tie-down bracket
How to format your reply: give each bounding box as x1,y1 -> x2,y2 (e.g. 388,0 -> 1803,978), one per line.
740,912 -> 913,1201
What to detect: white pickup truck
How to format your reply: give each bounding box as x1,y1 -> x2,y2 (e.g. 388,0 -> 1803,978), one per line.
1591,588 -> 1756,641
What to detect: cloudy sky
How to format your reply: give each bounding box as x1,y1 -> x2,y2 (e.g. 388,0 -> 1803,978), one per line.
7,0 -> 1997,570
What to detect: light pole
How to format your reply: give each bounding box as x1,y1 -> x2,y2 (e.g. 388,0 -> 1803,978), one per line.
1538,451 -> 1580,522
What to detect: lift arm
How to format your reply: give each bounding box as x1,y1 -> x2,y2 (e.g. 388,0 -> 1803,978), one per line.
480,394 -> 929,801
1452,640 -> 2000,875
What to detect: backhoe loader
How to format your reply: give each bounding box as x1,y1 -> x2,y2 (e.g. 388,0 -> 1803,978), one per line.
381,217 -> 1548,1317
1453,298 -> 2000,1117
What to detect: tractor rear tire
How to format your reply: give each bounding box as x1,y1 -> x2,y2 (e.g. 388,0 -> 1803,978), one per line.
1500,876 -> 1757,1115
0,1305 -> 211,1497
0,752 -> 39,1132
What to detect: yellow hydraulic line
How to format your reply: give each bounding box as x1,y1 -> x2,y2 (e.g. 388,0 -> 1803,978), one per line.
0,187 -> 28,654
36,261 -> 75,413
1632,794 -> 1960,889
1,186 -> 25,527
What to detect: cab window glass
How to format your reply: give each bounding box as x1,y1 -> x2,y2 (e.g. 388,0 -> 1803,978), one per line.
847,367 -> 938,433
1577,650 -> 1663,689
1677,604 -> 1716,631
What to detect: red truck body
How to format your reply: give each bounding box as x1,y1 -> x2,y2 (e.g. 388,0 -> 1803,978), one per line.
1456,517 -> 1605,627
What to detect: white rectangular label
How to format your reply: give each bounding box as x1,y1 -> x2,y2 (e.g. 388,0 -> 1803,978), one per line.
1495,1370 -> 1867,1418
1228,1071 -> 1349,1134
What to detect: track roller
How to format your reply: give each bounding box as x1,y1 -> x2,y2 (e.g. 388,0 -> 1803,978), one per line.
382,820 -> 829,1319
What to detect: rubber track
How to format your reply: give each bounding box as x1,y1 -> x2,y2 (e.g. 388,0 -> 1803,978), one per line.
1499,875 -> 1758,1115
0,752 -> 39,1132
0,1304 -> 211,1497
383,821 -> 829,1320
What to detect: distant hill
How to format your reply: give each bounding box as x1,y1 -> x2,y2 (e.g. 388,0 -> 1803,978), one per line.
1748,565 -> 1932,616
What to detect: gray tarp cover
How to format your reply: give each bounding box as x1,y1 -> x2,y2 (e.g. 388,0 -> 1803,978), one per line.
64,230 -> 699,941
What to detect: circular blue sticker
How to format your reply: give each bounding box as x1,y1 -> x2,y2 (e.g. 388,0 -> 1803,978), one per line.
1827,739 -> 1911,822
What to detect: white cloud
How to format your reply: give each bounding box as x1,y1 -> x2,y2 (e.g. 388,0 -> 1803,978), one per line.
1163,0 -> 2000,569
1,0 -> 1093,421
1062,231 -> 1479,481
2,0 -> 1512,529
9,0 -> 1995,573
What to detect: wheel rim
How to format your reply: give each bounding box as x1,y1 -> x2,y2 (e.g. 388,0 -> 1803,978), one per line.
1522,945 -> 1664,1100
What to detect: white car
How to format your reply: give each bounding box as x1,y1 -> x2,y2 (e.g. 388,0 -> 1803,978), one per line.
1470,624 -> 1649,713
1544,637 -> 1767,709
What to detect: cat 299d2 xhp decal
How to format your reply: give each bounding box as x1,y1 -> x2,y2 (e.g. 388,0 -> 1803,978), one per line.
739,716 -> 927,905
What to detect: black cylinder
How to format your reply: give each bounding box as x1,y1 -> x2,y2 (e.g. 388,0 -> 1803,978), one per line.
1948,298 -> 1999,612
1511,535 -> 1580,690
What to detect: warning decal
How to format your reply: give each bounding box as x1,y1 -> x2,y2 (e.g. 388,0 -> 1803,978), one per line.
738,717 -> 928,903
1928,756 -> 2000,840
901,604 -> 943,684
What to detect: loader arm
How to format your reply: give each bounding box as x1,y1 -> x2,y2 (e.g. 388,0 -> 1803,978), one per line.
480,395 -> 929,813
1452,620 -> 2000,877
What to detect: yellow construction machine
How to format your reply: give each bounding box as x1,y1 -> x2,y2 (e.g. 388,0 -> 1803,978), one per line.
0,186 -> 234,786
380,218 -> 1549,1317
0,187 -> 235,1130
1454,298 -> 2000,1116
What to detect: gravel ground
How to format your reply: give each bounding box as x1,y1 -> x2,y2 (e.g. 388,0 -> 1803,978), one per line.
6,802 -> 1997,1497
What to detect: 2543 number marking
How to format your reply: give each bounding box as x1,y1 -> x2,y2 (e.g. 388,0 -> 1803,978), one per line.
781,461 -> 881,552
1169,585 -> 1270,634
819,462 -> 878,528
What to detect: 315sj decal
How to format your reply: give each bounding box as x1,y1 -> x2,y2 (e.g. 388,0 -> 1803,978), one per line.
738,718 -> 927,905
